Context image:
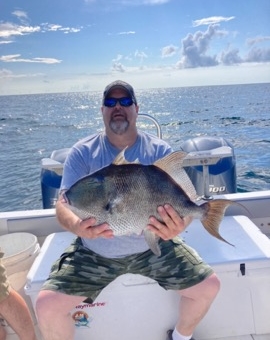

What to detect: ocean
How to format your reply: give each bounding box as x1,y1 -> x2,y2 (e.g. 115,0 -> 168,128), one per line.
0,83 -> 269,212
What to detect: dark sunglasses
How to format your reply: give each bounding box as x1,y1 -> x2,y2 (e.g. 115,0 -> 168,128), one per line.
104,97 -> 134,107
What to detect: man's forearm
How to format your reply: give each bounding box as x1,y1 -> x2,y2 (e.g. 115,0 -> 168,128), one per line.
55,197 -> 81,234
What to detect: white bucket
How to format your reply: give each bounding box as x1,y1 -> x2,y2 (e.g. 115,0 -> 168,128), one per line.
0,232 -> 40,335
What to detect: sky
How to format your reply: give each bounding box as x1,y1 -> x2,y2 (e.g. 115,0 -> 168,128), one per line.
0,0 -> 270,95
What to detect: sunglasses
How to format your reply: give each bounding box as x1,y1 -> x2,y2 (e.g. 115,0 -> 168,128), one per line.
104,97 -> 134,107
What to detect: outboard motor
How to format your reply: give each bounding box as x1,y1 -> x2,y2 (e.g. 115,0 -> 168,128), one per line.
180,136 -> 236,197
40,148 -> 70,209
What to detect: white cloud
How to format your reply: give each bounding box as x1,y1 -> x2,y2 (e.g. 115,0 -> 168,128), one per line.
245,47 -> 270,62
111,62 -> 125,72
220,48 -> 242,65
0,68 -> 44,79
12,10 -> 29,23
193,16 -> 235,27
0,22 -> 40,38
246,35 -> 270,46
175,23 -> 270,68
113,54 -> 123,62
142,0 -> 170,4
161,45 -> 178,58
41,23 -> 82,34
0,21 -> 81,40
134,50 -> 148,61
0,55 -> 62,64
177,25 -> 225,68
0,68 -> 13,78
118,31 -> 136,35
0,40 -> 13,45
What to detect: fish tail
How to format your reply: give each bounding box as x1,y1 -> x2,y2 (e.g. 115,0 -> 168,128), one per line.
201,199 -> 235,246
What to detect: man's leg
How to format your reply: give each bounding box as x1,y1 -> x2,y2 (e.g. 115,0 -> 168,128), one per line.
176,273 -> 220,336
0,324 -> 6,340
36,290 -> 87,340
0,288 -> 36,340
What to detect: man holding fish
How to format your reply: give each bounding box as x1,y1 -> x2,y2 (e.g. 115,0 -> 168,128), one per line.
36,80 -> 222,340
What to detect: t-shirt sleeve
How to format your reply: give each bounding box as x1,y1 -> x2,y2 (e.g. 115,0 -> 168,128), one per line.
60,147 -> 89,191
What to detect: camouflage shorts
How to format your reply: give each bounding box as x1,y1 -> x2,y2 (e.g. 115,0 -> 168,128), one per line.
0,251 -> 10,303
42,237 -> 213,303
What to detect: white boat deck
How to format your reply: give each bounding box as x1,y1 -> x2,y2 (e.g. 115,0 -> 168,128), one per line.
5,326 -> 270,340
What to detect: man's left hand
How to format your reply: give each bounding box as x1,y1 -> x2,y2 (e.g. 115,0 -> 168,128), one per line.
147,204 -> 192,240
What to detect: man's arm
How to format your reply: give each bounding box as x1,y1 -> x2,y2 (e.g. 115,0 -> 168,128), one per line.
56,194 -> 114,239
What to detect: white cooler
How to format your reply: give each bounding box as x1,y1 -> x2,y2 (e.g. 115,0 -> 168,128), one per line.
24,216 -> 270,340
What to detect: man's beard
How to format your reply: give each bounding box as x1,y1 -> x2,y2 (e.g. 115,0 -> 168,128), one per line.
109,119 -> 129,135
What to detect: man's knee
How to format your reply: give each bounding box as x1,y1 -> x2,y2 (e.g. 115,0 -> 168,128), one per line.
35,290 -> 56,319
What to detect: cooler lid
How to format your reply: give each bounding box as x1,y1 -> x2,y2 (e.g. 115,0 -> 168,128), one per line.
27,216 -> 270,291
182,215 -> 270,271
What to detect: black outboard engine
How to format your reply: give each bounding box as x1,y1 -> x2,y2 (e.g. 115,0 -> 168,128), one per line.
180,136 -> 236,196
40,148 -> 70,209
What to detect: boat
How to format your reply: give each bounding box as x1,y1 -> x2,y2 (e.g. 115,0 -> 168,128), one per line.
0,114 -> 269,340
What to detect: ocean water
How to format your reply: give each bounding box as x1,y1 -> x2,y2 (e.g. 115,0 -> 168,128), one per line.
0,83 -> 269,212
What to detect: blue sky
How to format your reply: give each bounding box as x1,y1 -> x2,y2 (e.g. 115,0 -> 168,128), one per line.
0,0 -> 270,95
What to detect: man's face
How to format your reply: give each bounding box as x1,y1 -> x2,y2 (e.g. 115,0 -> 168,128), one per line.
101,88 -> 138,135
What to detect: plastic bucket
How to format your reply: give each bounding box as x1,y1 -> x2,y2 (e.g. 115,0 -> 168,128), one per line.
0,233 -> 40,334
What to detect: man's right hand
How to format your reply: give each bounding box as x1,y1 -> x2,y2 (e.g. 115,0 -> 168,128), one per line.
72,218 -> 114,239
55,194 -> 113,239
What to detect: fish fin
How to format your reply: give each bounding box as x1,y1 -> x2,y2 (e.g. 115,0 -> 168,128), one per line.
143,229 -> 161,256
200,199 -> 235,246
154,151 -> 198,201
113,147 -> 140,165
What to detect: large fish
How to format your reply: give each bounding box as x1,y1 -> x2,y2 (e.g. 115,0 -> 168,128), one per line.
64,149 -> 236,256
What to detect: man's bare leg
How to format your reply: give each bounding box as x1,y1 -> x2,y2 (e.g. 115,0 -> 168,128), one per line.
36,290 -> 86,340
176,273 -> 220,336
0,288 -> 36,340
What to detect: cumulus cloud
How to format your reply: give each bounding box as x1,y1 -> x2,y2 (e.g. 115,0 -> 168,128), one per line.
0,54 -> 62,64
0,68 -> 13,78
193,16 -> 235,27
175,23 -> 270,68
135,50 -> 148,61
161,45 -> 178,58
176,24 -> 226,68
245,47 -> 270,62
220,48 -> 242,65
111,62 -> 125,72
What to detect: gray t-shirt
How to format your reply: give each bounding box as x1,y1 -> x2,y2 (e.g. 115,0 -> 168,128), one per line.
61,130 -> 172,258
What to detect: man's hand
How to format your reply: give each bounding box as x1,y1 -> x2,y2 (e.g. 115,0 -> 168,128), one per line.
71,217 -> 114,239
56,195 -> 113,239
147,204 -> 193,240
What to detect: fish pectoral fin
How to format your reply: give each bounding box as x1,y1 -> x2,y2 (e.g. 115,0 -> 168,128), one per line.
143,229 -> 161,256
113,147 -> 140,165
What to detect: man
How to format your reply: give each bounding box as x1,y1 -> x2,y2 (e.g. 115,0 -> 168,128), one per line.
36,80 -> 220,340
0,251 -> 36,340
